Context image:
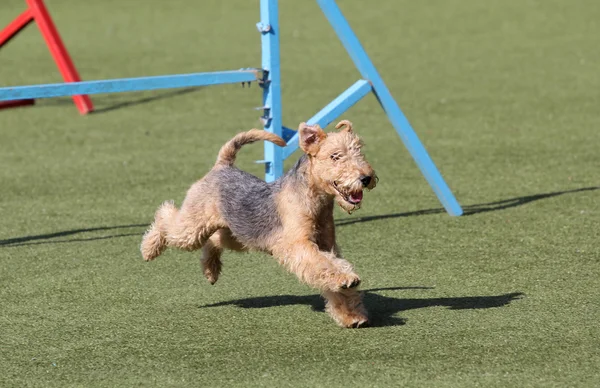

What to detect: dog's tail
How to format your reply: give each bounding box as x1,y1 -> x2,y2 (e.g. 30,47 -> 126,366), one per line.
215,129 -> 287,167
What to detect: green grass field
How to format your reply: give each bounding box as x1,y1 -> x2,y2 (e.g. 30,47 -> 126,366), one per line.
1,0 -> 599,386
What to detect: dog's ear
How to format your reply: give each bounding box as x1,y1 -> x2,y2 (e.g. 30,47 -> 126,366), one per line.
298,122 -> 326,156
335,120 -> 353,133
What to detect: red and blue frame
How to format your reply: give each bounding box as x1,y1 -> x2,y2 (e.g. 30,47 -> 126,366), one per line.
0,0 -> 463,216
0,0 -> 93,114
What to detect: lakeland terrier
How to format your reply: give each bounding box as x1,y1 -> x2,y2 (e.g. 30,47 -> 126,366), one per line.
140,120 -> 377,328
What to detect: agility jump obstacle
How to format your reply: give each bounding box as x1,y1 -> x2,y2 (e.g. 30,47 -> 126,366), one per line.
0,0 -> 93,113
0,0 -> 463,216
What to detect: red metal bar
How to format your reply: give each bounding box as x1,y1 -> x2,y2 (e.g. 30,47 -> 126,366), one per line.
26,0 -> 94,114
0,99 -> 35,110
0,9 -> 34,48
0,9 -> 36,109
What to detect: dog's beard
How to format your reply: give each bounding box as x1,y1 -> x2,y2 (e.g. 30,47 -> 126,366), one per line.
336,196 -> 361,214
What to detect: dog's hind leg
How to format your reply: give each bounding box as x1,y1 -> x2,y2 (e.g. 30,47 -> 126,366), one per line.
273,242 -> 361,292
141,193 -> 224,261
141,201 -> 177,261
201,238 -> 222,285
201,229 -> 246,284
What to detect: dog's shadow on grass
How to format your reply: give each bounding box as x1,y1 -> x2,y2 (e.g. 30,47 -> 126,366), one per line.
0,224 -> 148,247
198,287 -> 524,327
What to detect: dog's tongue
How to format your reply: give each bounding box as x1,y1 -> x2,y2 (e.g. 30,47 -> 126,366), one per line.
349,191 -> 363,203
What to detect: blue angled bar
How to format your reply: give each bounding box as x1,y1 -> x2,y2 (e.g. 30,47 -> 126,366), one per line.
0,70 -> 259,101
282,79 -> 372,160
316,0 -> 463,216
281,126 -> 298,142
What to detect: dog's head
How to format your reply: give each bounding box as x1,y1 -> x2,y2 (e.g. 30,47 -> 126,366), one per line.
298,120 -> 377,213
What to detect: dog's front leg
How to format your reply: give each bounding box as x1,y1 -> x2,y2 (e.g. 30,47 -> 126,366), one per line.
274,241 -> 360,292
275,241 -> 368,328
315,211 -> 341,255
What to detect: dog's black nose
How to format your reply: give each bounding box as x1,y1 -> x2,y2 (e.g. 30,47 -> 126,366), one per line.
360,175 -> 371,187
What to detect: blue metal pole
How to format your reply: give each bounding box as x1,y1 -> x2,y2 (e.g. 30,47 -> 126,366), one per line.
316,0 -> 463,216
0,70 -> 259,100
258,0 -> 284,182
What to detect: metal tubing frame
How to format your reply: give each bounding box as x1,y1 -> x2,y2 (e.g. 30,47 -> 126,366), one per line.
0,0 -> 462,215
0,6 -> 40,109
314,0 -> 463,216
0,9 -> 34,48
0,0 -> 93,113
26,0 -> 94,114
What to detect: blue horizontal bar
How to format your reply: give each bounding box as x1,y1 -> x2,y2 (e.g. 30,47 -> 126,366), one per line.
282,79 -> 372,159
0,70 -> 259,101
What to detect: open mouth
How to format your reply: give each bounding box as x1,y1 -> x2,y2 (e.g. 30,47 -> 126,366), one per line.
332,181 -> 363,205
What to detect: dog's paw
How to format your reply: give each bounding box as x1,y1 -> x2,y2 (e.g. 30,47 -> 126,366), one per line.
202,262 -> 221,285
324,289 -> 369,328
335,273 -> 361,291
347,316 -> 369,329
204,273 -> 218,285
336,310 -> 369,328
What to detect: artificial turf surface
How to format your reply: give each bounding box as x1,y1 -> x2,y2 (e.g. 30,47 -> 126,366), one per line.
1,0 -> 599,386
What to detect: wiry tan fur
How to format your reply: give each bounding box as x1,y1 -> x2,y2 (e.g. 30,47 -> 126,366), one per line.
141,120 -> 377,328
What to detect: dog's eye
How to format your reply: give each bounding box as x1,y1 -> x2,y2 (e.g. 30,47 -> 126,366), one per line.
330,153 -> 341,161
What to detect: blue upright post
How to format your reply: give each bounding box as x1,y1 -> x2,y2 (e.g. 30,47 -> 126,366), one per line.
258,0 -> 284,182
316,0 -> 463,216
